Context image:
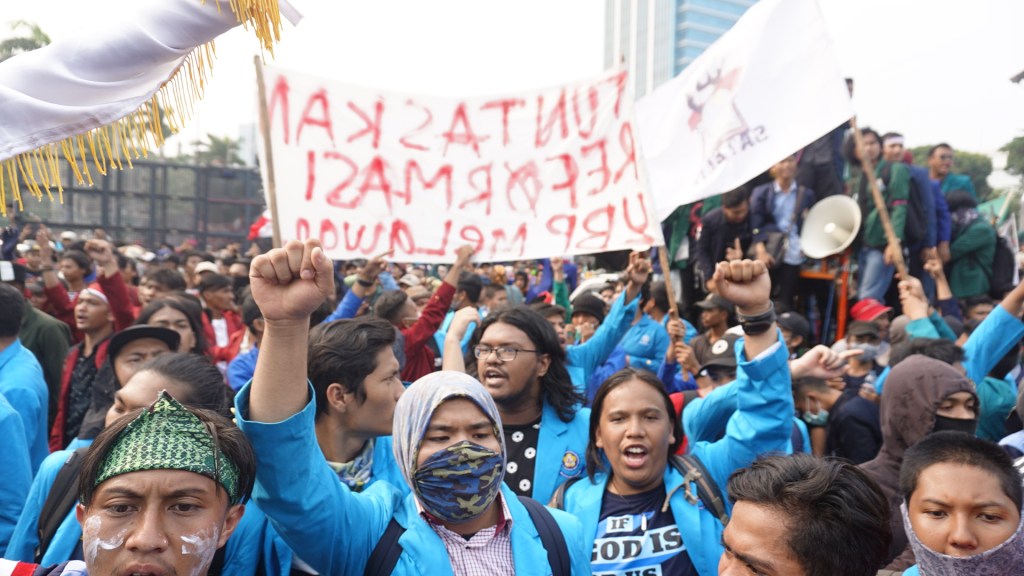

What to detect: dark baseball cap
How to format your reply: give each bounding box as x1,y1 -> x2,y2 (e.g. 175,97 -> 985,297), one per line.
696,293 -> 734,313
846,321 -> 881,339
571,292 -> 606,325
698,333 -> 741,372
108,325 -> 181,361
776,311 -> 810,342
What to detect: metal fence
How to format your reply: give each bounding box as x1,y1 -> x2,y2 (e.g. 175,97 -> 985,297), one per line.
14,157 -> 264,250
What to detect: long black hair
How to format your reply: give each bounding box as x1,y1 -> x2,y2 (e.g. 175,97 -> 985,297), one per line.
135,297 -> 208,355
478,305 -> 582,422
586,368 -> 684,481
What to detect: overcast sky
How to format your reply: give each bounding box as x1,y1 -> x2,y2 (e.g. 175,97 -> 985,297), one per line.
7,0 -> 1024,166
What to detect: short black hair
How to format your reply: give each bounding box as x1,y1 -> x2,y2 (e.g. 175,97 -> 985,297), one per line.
791,377 -> 830,401
307,317 -> 396,418
136,353 -> 234,418
963,295 -> 996,314
240,295 -> 263,330
928,143 -> 953,158
482,283 -> 507,300
649,280 -> 670,314
0,283 -> 25,337
727,454 -> 892,576
60,250 -> 91,272
374,290 -> 409,326
843,127 -> 882,164
586,368 -> 683,480
142,267 -> 187,291
946,190 -> 978,213
722,185 -> 750,208
197,273 -> 231,294
457,271 -> 484,304
900,431 -> 1023,511
135,298 -> 208,356
889,338 -> 965,367
478,306 -> 581,422
79,405 -> 255,506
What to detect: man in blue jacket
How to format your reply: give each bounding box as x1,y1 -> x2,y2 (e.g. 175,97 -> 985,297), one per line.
236,239 -> 589,575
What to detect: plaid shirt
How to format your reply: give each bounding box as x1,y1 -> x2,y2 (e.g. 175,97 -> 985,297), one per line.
420,493 -> 516,576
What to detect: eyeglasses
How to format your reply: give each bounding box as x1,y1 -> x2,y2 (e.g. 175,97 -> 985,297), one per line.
473,346 -> 540,362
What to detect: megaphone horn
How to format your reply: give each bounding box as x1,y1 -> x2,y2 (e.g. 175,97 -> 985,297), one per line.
800,195 -> 862,259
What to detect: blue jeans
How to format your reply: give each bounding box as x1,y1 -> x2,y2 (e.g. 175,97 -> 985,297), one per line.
858,247 -> 895,301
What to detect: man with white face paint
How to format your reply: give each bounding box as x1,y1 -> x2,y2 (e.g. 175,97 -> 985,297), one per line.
236,239 -> 590,575
0,392 -> 254,576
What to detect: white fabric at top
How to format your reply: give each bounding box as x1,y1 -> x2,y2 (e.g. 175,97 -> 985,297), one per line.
0,0 -> 300,162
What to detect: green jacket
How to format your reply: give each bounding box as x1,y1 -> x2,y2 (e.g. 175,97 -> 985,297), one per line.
949,218 -> 996,299
856,160 -> 909,248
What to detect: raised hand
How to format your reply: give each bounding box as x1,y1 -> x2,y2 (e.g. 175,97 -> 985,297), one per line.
250,239 -> 335,324
897,275 -> 929,320
711,259 -> 771,314
448,306 -> 481,342
85,238 -> 118,276
623,250 -> 652,302
725,238 -> 744,261
790,346 -> 862,380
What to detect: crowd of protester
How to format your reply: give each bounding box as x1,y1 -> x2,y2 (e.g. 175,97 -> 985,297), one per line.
2,125 -> 1024,575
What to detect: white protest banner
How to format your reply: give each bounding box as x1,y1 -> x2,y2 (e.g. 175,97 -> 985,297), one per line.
636,0 -> 853,220
257,65 -> 663,263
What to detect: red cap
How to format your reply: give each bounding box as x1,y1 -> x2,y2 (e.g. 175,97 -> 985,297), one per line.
850,298 -> 892,322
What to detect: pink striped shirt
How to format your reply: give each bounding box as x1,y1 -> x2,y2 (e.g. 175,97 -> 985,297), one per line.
420,493 -> 516,576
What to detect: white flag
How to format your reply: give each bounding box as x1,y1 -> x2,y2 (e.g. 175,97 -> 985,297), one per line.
636,0 -> 853,220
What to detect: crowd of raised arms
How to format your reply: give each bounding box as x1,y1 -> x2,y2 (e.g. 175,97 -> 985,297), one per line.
3,151 -> 1024,576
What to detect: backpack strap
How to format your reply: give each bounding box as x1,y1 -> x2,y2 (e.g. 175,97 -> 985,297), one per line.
548,476 -> 583,511
206,546 -> 226,576
35,447 -> 90,563
519,496 -> 570,576
669,454 -> 730,526
364,518 -> 405,576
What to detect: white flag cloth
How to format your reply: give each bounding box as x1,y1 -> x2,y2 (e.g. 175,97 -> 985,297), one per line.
636,0 -> 852,220
0,0 -> 299,216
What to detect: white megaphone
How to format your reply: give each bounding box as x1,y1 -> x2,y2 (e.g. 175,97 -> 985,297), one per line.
800,195 -> 862,259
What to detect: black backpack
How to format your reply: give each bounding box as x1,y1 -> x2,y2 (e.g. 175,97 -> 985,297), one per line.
879,162 -> 930,248
363,495 -> 570,576
988,231 -> 1016,298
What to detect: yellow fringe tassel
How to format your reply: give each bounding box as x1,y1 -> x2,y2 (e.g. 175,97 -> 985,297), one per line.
0,0 -> 283,217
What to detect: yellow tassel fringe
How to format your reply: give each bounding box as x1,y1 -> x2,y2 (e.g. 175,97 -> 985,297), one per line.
0,0 -> 283,217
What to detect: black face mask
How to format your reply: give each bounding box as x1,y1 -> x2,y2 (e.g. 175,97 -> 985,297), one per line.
931,415 -> 978,436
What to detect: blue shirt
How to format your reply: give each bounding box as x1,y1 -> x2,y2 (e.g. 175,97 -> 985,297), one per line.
227,346 -> 259,391
0,339 -> 48,473
771,181 -> 804,265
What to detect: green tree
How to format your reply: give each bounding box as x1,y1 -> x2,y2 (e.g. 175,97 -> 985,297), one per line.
0,20 -> 50,62
1002,136 -> 1024,176
191,134 -> 243,166
910,145 -> 994,201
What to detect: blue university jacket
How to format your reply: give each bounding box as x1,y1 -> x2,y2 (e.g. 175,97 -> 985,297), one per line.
566,290 -> 639,392
0,394 -> 31,557
562,333 -> 793,576
235,384 -> 591,575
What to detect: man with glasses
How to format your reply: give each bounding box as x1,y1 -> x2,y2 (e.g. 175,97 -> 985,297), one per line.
472,306 -> 592,504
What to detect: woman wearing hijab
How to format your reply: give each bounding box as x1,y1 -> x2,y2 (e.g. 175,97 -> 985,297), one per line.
236,239 -> 590,575
899,431 -> 1024,575
861,355 -> 981,571
556,259 -> 794,576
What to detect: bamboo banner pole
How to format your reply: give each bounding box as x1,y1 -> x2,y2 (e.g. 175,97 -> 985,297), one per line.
656,247 -> 681,338
254,56 -> 282,249
849,117 -> 908,281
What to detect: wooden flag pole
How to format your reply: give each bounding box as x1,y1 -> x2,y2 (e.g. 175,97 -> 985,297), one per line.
849,117 -> 908,281
656,247 -> 681,341
254,56 -> 282,249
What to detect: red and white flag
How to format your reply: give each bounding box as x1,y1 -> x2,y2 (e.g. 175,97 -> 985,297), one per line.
636,0 -> 853,219
248,210 -> 273,241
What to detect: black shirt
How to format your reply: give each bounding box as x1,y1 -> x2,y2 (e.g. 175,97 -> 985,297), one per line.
592,484 -> 697,576
503,416 -> 541,497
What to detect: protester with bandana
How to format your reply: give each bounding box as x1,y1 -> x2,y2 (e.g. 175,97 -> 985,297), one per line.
236,239 -> 589,575
5,353 -> 248,570
0,391 -> 254,576
899,432 -> 1024,575
945,190 -> 997,299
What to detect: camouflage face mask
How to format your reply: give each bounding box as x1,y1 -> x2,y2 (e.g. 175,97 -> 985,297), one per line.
94,391 -> 242,504
413,440 -> 504,523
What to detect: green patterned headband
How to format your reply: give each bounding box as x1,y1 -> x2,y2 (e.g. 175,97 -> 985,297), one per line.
94,391 -> 242,503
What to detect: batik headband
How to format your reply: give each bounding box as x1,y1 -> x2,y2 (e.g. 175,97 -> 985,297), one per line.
94,391 -> 242,503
